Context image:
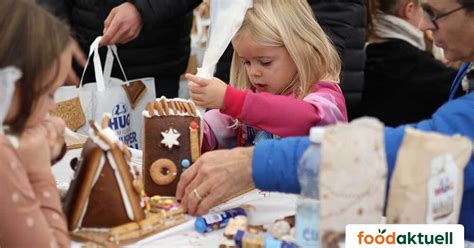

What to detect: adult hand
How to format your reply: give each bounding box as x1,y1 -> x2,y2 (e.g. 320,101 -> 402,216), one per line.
101,2 -> 143,46
185,73 -> 227,109
65,39 -> 87,86
176,147 -> 255,216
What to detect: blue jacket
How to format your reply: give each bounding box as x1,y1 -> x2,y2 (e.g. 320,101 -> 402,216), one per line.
252,63 -> 474,241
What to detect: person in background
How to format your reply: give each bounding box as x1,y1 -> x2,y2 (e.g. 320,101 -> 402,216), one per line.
0,0 -> 72,246
177,0 -> 474,243
360,0 -> 458,126
38,0 -> 202,98
215,0 -> 366,120
186,0 -> 347,152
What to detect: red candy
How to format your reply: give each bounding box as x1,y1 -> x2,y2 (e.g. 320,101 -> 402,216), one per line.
190,121 -> 199,129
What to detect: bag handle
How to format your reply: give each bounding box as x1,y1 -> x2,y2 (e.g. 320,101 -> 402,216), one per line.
103,44 -> 129,86
79,36 -> 129,92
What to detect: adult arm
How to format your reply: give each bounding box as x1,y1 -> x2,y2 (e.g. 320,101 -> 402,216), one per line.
252,137 -> 310,193
384,92 -> 474,190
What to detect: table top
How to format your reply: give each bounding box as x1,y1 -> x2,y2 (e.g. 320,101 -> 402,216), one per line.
52,149 -> 297,248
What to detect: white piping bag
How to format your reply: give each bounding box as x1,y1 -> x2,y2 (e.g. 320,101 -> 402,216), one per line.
194,0 -> 253,144
0,67 -> 22,135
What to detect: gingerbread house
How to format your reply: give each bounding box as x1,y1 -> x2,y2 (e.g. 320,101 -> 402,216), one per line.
63,117 -> 145,231
142,97 -> 201,197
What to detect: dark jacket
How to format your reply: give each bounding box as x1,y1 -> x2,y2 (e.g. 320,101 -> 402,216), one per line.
38,0 -> 201,80
361,39 -> 458,126
215,0 -> 367,120
310,0 -> 366,120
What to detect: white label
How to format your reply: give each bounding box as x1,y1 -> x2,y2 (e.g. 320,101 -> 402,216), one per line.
427,154 -> 458,224
204,214 -> 223,224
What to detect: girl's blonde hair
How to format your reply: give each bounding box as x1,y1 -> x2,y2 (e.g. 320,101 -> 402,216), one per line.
0,0 -> 71,133
229,0 -> 341,99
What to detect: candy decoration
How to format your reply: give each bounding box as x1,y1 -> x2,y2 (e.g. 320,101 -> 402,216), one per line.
181,159 -> 191,169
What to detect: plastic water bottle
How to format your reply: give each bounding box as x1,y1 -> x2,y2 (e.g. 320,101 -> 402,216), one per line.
295,127 -> 324,247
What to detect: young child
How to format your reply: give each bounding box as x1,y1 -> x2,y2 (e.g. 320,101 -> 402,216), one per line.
0,0 -> 72,246
186,0 -> 347,152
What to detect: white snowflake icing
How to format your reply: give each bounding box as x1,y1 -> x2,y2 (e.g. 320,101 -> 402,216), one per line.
161,128 -> 181,149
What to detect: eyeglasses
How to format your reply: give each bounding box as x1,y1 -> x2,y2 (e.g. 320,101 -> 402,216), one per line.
421,4 -> 465,30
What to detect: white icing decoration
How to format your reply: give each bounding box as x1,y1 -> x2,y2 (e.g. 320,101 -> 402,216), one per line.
161,128 -> 181,149
76,155 -> 106,231
88,129 -> 111,151
75,152 -> 136,231
87,123 -> 125,152
107,152 -> 135,222
101,127 -> 120,144
142,110 -> 152,118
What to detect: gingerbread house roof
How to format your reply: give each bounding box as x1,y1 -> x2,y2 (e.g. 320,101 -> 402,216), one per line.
64,116 -> 145,231
142,97 -> 199,118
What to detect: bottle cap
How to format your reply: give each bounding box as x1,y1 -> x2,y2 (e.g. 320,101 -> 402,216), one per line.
309,127 -> 325,143
264,235 -> 282,248
195,217 -> 207,233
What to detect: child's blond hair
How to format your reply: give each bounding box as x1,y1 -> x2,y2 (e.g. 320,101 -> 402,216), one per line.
230,0 -> 341,99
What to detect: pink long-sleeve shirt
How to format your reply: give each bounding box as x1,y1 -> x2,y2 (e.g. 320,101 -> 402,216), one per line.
0,135 -> 70,247
202,81 -> 347,152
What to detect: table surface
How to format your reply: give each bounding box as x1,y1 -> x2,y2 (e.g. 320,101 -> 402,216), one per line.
52,149 -> 297,248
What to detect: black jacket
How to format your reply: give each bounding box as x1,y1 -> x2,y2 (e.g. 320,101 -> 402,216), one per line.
310,0 -> 366,119
361,39 -> 458,126
38,0 -> 201,80
215,0 -> 367,120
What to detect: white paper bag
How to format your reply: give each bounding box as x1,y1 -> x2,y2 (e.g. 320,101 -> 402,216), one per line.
55,36 -> 155,149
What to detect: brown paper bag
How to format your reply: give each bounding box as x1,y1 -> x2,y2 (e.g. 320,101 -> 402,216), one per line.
386,128 -> 472,224
320,118 -> 388,247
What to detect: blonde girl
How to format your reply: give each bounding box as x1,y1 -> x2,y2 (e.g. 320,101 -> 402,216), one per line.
186,0 -> 347,151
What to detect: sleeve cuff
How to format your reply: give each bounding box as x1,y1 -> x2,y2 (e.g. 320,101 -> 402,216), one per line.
252,140 -> 276,191
221,86 -> 247,118
252,137 -> 310,193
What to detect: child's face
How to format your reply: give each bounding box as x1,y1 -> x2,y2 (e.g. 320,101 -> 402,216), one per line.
233,33 -> 298,94
7,45 -> 72,129
27,46 -> 72,127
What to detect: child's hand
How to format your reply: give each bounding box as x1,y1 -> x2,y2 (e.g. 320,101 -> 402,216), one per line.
17,116 -> 66,175
186,73 -> 227,109
18,125 -> 52,176
41,116 -> 66,161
